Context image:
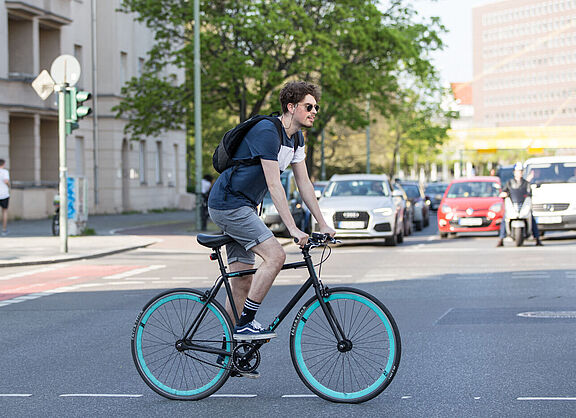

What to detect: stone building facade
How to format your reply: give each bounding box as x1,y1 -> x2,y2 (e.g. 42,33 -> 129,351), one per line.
0,0 -> 189,220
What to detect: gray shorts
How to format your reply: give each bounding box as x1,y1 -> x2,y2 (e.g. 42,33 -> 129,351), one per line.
208,206 -> 274,265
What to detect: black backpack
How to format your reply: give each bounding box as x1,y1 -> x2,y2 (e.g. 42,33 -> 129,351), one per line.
212,113 -> 284,174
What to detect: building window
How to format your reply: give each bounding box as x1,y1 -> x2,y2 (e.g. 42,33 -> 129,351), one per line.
138,57 -> 145,76
155,141 -> 163,184
120,51 -> 128,86
139,141 -> 147,185
8,15 -> 34,78
75,136 -> 85,176
74,44 -> 84,87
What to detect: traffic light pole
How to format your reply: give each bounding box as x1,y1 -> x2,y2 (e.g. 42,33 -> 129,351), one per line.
57,84 -> 69,253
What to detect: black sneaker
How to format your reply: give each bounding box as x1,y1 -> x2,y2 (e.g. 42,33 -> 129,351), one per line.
233,320 -> 276,340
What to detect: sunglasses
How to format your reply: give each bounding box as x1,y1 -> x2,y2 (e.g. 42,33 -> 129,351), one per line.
297,103 -> 320,112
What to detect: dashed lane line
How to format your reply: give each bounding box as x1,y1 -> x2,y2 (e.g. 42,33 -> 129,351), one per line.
59,394 -> 143,398
102,265 -> 166,280
517,397 -> 576,401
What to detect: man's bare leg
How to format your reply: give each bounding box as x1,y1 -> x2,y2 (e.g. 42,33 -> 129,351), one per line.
226,262 -> 253,325
247,238 -> 285,303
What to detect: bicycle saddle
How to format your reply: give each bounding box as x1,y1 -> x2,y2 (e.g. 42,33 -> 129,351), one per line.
197,233 -> 235,249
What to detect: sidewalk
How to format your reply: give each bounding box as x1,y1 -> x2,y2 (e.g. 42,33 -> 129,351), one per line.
0,210 -> 293,267
0,210 -> 213,267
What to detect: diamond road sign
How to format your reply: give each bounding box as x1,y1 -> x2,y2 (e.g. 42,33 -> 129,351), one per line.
31,70 -> 56,100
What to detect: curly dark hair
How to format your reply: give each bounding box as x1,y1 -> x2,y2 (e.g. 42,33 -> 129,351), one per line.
279,81 -> 320,113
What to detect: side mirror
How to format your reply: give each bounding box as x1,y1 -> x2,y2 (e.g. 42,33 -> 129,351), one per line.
314,190 -> 322,199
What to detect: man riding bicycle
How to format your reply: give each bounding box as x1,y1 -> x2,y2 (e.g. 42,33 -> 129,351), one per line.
208,82 -> 335,361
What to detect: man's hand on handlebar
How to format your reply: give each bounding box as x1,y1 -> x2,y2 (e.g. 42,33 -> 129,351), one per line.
291,228 -> 309,248
319,224 -> 336,238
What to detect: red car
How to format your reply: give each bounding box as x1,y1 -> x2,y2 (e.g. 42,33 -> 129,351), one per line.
437,176 -> 504,238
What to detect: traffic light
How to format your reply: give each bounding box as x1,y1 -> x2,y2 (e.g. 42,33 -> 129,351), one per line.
65,87 -> 92,134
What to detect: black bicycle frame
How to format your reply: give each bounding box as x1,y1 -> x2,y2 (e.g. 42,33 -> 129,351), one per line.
181,241 -> 348,356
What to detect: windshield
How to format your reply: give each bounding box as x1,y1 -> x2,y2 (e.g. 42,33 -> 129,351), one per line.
446,181 -> 501,198
399,184 -> 420,198
526,162 -> 576,184
325,180 -> 390,197
425,184 -> 447,195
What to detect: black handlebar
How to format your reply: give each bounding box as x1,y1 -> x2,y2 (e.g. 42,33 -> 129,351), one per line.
294,233 -> 339,247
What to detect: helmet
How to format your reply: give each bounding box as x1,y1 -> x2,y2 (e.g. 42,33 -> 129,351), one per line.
513,161 -> 523,171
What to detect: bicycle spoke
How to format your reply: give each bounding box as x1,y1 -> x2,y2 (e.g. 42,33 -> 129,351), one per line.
291,289 -> 400,403
132,290 -> 232,400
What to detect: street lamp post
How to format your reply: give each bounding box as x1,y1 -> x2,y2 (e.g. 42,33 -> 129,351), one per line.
194,0 -> 203,231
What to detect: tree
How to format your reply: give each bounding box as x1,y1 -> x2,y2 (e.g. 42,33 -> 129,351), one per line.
115,0 -> 447,180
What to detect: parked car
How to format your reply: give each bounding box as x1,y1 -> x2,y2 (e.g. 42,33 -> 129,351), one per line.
525,156 -> 576,232
395,180 -> 430,230
424,182 -> 448,211
437,176 -> 504,238
313,174 -> 404,246
392,183 -> 413,236
260,169 -> 311,237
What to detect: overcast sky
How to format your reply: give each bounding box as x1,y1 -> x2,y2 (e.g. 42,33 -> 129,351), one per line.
411,0 -> 497,84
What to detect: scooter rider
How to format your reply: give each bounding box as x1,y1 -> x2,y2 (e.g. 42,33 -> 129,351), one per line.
496,162 -> 543,247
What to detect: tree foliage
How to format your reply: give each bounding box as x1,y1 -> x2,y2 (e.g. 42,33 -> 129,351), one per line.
115,0 -> 450,179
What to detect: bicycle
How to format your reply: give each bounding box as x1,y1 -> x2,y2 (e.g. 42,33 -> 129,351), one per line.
131,232 -> 401,403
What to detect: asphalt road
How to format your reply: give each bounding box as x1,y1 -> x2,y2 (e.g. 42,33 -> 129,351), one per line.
1,215 -> 576,417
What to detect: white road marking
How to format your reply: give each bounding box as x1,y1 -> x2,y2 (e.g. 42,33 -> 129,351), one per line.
102,265 -> 166,280
59,394 -> 143,398
106,281 -> 146,285
0,266 -> 59,281
517,397 -> 576,401
0,394 -> 33,397
401,395 -> 412,399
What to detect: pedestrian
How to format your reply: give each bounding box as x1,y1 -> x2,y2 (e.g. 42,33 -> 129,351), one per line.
0,159 -> 10,236
207,81 -> 335,377
200,174 -> 214,231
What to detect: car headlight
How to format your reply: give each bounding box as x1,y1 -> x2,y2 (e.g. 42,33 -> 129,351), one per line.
441,204 -> 452,214
373,207 -> 393,216
489,203 -> 502,213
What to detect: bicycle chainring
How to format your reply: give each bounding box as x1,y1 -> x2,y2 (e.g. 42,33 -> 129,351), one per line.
232,343 -> 261,373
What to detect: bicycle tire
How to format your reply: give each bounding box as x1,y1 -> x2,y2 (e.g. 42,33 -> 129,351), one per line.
131,288 -> 233,400
290,287 -> 401,403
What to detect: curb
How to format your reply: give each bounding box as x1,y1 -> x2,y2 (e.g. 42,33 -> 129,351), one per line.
0,239 -> 160,268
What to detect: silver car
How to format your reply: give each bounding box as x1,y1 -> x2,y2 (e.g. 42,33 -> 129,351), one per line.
314,174 -> 405,246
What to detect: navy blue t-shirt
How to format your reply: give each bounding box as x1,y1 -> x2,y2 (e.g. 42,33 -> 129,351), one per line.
208,119 -> 305,210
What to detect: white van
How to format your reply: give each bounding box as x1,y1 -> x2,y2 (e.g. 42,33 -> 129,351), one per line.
524,156 -> 576,232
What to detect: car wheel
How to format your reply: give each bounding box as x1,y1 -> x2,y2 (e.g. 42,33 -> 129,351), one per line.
415,220 -> 423,231
397,224 -> 404,244
439,232 -> 448,239
384,234 -> 397,246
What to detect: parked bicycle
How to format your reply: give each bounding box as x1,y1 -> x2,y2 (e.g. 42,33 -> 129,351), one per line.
131,232 -> 401,403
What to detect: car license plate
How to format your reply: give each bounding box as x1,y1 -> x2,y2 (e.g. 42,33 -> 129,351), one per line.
536,216 -> 561,224
338,221 -> 364,229
458,217 -> 482,226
